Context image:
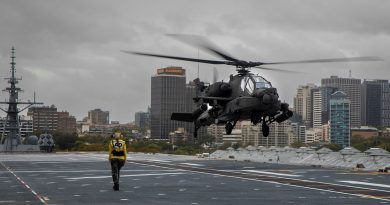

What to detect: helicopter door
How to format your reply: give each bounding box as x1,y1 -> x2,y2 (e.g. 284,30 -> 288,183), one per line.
240,76 -> 255,94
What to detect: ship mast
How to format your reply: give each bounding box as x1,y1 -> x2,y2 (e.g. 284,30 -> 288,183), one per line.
0,47 -> 43,151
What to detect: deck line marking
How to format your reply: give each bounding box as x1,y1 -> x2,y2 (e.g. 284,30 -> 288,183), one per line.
127,160 -> 390,202
1,169 -> 183,173
180,163 -> 204,166
66,172 -> 186,180
340,181 -> 390,189
0,161 -> 47,205
243,170 -> 302,177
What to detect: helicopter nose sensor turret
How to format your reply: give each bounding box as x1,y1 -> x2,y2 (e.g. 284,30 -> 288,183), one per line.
253,87 -> 278,104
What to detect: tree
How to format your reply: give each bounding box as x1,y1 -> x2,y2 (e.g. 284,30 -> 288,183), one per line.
290,141 -> 305,148
321,143 -> 342,151
53,132 -> 78,150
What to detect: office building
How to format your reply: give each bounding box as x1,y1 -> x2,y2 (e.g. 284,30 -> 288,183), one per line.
298,125 -> 306,143
254,120 -> 294,147
27,105 -> 58,133
310,88 -> 322,128
57,111 -> 77,134
222,129 -> 242,145
135,107 -> 150,129
361,79 -> 390,127
88,109 -> 109,125
329,91 -> 350,148
294,84 -> 316,128
322,76 -> 361,127
207,124 -> 225,144
241,121 -> 260,146
320,86 -> 339,124
151,66 -> 198,139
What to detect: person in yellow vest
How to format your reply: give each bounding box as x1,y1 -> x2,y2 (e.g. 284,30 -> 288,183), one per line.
108,132 -> 127,191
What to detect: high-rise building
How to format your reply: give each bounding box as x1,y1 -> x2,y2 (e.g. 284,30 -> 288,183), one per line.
151,66 -> 197,139
27,105 -> 58,133
298,125 -> 306,143
310,88 -> 322,129
329,91 -> 350,148
320,86 -> 338,124
88,109 -> 109,125
135,107 -> 150,129
57,111 -> 77,134
294,84 -> 316,128
361,79 -> 390,127
322,76 -> 361,128
290,122 -> 299,142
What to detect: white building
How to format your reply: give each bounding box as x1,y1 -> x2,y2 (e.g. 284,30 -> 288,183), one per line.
311,88 -> 323,128
207,124 -> 225,143
0,115 -> 33,139
223,129 -> 242,145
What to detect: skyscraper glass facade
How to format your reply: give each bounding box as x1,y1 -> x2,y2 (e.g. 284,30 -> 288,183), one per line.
330,91 -> 350,148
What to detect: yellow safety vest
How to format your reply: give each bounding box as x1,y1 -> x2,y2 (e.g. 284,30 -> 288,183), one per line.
108,139 -> 127,161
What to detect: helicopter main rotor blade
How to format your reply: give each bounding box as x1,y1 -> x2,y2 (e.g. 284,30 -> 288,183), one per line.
254,66 -> 302,73
261,56 -> 383,65
166,34 -> 241,62
122,51 -> 228,65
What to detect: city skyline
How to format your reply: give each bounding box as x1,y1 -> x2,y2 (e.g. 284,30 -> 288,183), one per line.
0,1 -> 389,123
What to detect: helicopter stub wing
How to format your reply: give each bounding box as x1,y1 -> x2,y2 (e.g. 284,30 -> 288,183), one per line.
194,96 -> 233,101
171,113 -> 195,122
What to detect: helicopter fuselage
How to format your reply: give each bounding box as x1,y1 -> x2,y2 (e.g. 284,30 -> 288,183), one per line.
188,72 -> 292,136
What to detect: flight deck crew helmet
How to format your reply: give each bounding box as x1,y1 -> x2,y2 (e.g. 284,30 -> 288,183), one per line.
114,132 -> 122,139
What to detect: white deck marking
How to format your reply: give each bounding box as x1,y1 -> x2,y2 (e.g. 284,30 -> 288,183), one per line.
8,169 -> 182,173
243,170 -> 302,177
0,162 -> 47,205
339,181 -> 390,189
149,159 -> 171,163
180,163 -> 204,166
128,160 -> 390,202
66,172 -> 186,180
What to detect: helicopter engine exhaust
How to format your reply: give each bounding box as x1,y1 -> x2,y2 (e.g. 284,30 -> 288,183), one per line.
206,82 -> 232,97
192,104 -> 208,118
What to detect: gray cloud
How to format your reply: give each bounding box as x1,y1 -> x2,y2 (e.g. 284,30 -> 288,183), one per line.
0,0 -> 388,122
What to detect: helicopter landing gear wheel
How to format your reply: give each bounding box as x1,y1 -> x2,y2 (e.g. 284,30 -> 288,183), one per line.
262,122 -> 269,137
194,126 -> 200,139
225,122 -> 233,135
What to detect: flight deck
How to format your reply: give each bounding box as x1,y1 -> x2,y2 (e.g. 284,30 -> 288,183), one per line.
1,153 -> 389,205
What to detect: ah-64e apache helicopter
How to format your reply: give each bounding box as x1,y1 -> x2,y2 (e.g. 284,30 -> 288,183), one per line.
124,35 -> 381,138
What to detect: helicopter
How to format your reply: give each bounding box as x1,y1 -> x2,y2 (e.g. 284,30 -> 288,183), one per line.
123,34 -> 381,138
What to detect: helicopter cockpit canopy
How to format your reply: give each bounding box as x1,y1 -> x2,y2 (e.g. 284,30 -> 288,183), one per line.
241,74 -> 272,94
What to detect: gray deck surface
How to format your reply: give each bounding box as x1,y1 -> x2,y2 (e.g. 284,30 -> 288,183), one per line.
1,153 -> 389,205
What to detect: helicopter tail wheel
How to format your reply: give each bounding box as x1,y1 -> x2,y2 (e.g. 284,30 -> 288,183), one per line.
225,122 -> 233,135
262,122 -> 270,137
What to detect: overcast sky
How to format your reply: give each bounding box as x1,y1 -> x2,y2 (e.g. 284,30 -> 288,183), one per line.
0,0 -> 389,123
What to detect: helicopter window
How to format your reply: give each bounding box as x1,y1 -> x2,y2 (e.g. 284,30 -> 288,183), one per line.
253,76 -> 272,88
241,76 -> 255,94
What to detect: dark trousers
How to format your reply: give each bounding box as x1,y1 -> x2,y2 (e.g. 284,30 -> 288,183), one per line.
110,158 -> 125,184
